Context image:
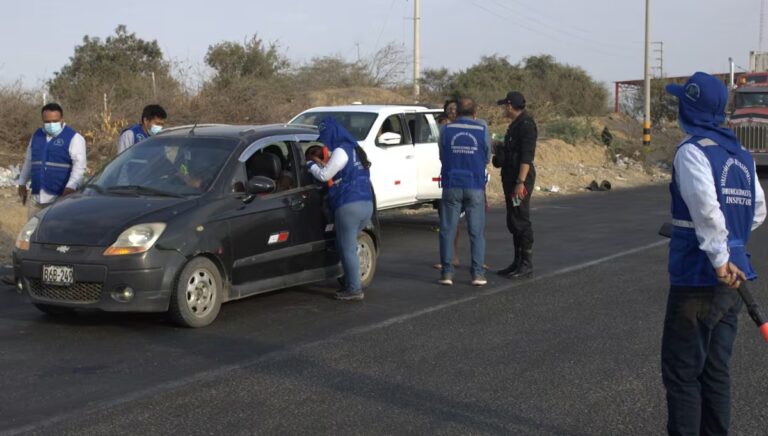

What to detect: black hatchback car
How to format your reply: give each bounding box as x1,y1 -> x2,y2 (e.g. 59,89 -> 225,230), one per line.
12,124 -> 379,327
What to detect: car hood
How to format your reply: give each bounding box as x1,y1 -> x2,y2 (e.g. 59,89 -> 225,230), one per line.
35,192 -> 197,246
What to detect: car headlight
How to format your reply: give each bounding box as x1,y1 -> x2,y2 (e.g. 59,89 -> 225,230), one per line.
15,217 -> 39,251
103,223 -> 166,256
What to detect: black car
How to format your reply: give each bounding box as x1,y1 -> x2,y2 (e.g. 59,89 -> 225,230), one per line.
12,124 -> 379,327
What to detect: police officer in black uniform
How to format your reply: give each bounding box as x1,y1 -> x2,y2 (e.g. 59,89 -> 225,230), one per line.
493,91 -> 537,279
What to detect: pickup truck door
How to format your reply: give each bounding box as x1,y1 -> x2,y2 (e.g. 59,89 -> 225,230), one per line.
406,110 -> 443,201
368,114 -> 417,209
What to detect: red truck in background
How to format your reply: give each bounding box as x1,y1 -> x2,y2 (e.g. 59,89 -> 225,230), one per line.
730,71 -> 768,166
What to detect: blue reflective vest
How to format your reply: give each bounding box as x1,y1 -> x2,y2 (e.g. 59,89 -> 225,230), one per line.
327,142 -> 372,211
122,123 -> 148,146
669,136 -> 757,286
30,126 -> 77,196
439,119 -> 488,190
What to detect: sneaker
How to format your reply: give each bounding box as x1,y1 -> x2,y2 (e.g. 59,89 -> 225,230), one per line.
437,274 -> 454,286
471,276 -> 488,287
334,290 -> 364,301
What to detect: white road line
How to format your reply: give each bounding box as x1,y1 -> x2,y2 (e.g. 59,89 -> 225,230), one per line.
1,239 -> 667,436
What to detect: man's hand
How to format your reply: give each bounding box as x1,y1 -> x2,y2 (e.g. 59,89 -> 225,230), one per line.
514,183 -> 527,200
17,185 -> 27,206
716,262 -> 747,289
62,187 -> 76,196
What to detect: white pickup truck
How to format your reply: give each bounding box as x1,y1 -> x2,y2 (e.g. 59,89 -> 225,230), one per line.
289,105 -> 444,210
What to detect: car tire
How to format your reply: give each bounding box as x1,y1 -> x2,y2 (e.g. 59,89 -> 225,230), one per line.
358,231 -> 377,289
33,303 -> 75,317
168,257 -> 223,328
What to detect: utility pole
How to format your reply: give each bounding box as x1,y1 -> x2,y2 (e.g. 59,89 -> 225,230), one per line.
151,71 -> 157,99
761,0 -> 765,52
643,0 -> 651,146
413,0 -> 420,102
355,42 -> 361,63
652,41 -> 663,78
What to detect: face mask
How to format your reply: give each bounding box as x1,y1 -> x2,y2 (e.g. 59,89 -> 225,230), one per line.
149,124 -> 163,136
44,122 -> 63,137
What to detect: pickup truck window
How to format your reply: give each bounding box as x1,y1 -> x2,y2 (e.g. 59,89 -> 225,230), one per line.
291,112 -> 377,141
376,115 -> 408,146
405,113 -> 438,144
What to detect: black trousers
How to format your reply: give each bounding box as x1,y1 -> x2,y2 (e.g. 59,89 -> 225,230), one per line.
502,174 -> 534,251
661,285 -> 741,436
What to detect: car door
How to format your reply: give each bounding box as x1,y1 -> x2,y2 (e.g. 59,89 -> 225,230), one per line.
285,140 -> 339,273
405,110 -> 443,201
225,135 -> 323,295
369,114 -> 417,208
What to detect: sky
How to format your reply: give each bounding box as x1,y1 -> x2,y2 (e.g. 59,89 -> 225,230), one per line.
0,0 -> 761,94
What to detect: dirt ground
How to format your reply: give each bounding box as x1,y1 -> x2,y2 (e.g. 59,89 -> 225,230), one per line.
0,188 -> 28,264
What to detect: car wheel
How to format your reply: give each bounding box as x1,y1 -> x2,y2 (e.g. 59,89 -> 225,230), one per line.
357,232 -> 377,289
169,257 -> 222,328
33,303 -> 75,317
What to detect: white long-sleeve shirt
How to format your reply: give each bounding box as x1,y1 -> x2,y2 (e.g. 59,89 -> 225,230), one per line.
674,141 -> 766,269
17,125 -> 87,205
308,148 -> 349,182
116,129 -> 137,154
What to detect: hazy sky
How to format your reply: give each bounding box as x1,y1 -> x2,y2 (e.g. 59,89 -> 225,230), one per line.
0,0 -> 760,92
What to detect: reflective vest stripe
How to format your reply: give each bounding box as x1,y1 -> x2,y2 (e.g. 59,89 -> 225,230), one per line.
672,219 -> 695,228
45,162 -> 72,169
446,123 -> 485,131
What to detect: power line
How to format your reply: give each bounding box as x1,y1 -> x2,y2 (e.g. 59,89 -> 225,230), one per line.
487,0 -> 642,50
469,1 -> 633,59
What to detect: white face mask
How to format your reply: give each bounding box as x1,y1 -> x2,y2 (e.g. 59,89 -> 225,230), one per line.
149,124 -> 163,136
44,122 -> 63,136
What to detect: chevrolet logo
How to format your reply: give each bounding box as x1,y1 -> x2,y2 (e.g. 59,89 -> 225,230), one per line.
56,246 -> 70,254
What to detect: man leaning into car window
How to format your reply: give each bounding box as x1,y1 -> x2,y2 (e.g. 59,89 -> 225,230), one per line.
17,103 -> 87,219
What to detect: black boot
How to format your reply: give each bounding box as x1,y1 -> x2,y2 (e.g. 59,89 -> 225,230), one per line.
497,245 -> 521,276
507,249 -> 533,279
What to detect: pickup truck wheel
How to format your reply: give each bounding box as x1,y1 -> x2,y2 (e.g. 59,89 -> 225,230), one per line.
358,232 -> 377,289
169,257 -> 222,328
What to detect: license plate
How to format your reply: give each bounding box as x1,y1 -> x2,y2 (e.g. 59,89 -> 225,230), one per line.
42,265 -> 74,286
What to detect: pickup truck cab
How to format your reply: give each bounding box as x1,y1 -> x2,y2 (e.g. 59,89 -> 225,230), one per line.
290,105 -> 443,210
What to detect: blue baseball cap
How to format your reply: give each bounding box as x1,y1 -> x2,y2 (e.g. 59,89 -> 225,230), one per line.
665,72 -> 729,116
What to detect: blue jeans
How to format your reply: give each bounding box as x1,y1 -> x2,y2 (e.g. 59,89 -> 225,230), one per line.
439,188 -> 485,277
334,201 -> 373,293
661,285 -> 742,436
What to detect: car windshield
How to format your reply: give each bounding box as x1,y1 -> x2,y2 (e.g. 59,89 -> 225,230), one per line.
735,92 -> 768,109
290,112 -> 377,141
88,137 -> 236,196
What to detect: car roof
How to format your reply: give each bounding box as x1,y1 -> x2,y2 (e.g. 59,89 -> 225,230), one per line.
297,104 -> 439,113
158,123 -> 319,143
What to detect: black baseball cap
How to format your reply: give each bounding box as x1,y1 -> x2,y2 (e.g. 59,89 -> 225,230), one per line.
497,91 -> 526,107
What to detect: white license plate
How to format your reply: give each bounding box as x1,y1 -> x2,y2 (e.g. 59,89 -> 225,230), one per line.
41,265 -> 74,286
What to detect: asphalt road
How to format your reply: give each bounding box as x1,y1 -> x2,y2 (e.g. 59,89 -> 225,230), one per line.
2,184 -> 768,435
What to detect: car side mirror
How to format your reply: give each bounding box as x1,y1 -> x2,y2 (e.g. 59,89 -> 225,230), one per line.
246,176 -> 276,195
378,132 -> 401,146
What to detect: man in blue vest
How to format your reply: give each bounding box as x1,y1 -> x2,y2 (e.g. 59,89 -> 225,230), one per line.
437,97 -> 491,287
662,72 -> 766,435
116,104 -> 167,154
17,103 -> 87,219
